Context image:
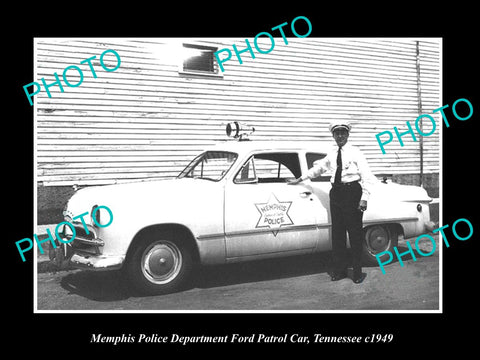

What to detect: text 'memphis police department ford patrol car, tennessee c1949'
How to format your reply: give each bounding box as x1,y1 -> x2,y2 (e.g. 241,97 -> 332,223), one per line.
53,123 -> 436,295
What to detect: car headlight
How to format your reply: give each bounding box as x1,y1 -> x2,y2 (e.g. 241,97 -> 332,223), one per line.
62,203 -> 74,222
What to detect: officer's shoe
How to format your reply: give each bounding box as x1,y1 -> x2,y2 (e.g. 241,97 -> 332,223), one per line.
353,272 -> 367,284
330,271 -> 348,281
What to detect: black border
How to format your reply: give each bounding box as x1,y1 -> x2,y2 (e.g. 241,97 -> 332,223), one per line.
6,4 -> 478,353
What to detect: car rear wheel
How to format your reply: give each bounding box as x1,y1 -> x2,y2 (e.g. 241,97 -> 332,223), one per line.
125,237 -> 194,295
362,225 -> 398,266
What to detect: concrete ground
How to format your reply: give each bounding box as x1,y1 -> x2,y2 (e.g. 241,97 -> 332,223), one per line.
35,235 -> 440,311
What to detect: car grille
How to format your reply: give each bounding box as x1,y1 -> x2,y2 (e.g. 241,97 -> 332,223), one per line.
61,222 -> 104,255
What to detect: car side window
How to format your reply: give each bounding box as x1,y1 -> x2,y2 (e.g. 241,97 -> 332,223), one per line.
235,157 -> 257,183
234,152 -> 301,184
306,152 -> 331,182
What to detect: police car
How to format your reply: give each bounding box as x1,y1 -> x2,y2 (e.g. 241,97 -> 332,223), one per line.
57,124 -> 435,295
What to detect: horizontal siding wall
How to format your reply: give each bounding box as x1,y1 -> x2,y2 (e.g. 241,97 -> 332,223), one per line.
35,38 -> 440,186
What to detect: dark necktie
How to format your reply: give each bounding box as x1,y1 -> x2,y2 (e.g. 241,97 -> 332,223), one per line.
334,146 -> 342,184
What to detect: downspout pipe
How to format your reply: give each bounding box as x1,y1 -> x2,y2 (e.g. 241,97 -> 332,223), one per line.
416,41 -> 424,188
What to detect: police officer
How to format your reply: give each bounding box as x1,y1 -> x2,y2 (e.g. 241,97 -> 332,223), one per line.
288,120 -> 377,284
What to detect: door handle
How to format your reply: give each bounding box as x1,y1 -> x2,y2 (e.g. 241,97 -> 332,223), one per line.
299,191 -> 312,197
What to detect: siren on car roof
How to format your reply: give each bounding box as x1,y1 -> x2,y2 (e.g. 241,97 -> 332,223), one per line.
226,122 -> 255,141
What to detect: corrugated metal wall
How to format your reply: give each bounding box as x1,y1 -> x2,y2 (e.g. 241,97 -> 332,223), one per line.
35,38 -> 440,186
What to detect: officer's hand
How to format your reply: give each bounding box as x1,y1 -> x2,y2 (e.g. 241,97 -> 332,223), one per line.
287,178 -> 303,185
358,200 -> 367,212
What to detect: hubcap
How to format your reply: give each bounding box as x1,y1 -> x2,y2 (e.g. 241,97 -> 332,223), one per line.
365,226 -> 391,254
141,241 -> 182,284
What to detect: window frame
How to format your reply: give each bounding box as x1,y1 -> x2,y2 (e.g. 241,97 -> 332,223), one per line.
178,43 -> 224,79
305,152 -> 331,182
233,152 -> 301,185
177,151 -> 238,182
233,156 -> 258,184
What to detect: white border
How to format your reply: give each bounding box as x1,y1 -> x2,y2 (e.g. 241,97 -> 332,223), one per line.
33,37 -> 442,314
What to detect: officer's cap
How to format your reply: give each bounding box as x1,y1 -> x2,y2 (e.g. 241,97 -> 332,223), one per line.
329,120 -> 351,133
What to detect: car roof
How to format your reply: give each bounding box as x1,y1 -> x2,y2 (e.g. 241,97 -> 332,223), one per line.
205,139 -> 332,155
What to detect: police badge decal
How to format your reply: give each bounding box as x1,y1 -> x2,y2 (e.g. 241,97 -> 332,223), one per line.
255,193 -> 294,236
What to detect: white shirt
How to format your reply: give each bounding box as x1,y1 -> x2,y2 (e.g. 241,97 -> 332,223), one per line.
302,143 -> 377,201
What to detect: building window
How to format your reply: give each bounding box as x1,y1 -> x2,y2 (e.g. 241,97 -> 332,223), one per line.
179,43 -> 222,78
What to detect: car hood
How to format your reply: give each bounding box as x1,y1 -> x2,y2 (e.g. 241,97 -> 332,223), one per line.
65,178 -> 222,219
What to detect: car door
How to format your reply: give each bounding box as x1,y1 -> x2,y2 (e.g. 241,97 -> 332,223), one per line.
224,152 -> 327,261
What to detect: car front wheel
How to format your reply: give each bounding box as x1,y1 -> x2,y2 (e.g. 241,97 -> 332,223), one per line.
125,237 -> 194,295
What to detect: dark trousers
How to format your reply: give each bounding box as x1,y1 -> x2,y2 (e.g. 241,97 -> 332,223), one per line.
329,181 -> 364,276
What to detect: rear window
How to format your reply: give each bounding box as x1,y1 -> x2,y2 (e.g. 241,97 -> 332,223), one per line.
306,152 -> 331,182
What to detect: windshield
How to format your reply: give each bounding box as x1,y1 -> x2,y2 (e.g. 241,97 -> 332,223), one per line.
177,151 -> 238,181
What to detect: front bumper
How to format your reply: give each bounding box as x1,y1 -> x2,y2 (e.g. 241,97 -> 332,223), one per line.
70,253 -> 125,271
53,222 -> 124,271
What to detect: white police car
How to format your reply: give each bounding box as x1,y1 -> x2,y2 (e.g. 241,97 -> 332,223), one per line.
57,125 -> 435,295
